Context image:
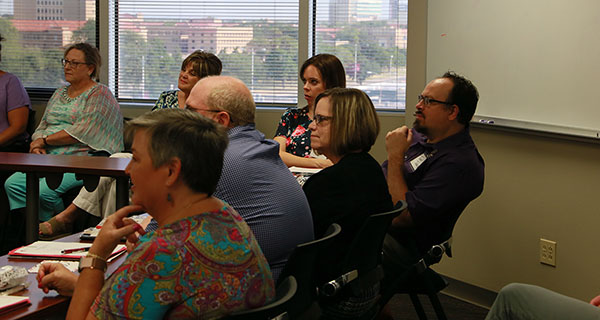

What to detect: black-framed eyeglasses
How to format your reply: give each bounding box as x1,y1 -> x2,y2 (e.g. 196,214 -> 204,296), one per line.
185,105 -> 222,113
61,58 -> 89,68
312,114 -> 333,125
185,105 -> 235,122
417,95 -> 453,106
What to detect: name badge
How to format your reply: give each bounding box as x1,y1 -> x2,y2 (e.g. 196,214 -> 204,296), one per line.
409,153 -> 427,171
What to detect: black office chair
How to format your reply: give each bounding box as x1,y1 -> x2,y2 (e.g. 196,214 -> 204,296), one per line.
319,202 -> 407,320
224,276 -> 297,320
388,238 -> 452,320
378,213 -> 458,320
276,223 -> 342,320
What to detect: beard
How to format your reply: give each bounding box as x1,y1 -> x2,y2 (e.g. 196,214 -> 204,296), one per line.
412,116 -> 428,136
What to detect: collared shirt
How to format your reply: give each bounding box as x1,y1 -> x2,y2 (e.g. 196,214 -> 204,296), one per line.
383,128 -> 485,253
214,124 -> 314,281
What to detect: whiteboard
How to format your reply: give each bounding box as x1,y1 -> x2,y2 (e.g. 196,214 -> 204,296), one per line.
427,0 -> 600,138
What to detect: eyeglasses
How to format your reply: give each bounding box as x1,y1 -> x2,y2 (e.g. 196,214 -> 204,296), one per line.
185,105 -> 235,122
185,105 -> 221,113
312,114 -> 333,125
417,95 -> 453,106
61,58 -> 89,68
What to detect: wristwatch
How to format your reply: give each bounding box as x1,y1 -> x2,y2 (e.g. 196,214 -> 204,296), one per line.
78,255 -> 107,273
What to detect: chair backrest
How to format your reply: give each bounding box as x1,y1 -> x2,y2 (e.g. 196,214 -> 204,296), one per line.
336,201 -> 407,295
26,109 -> 37,138
224,276 -> 297,320
276,223 -> 342,319
344,202 -> 406,274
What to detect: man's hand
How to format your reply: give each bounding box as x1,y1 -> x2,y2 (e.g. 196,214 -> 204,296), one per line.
386,126 -> 413,162
37,263 -> 78,296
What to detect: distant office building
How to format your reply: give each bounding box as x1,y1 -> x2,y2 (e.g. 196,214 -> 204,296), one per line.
329,0 -> 386,24
14,0 -> 94,21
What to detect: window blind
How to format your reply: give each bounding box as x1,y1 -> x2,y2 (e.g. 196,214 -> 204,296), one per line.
109,0 -> 299,103
0,0 -> 97,89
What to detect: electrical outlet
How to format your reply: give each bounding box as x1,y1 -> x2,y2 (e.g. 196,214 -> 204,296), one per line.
540,238 -> 556,267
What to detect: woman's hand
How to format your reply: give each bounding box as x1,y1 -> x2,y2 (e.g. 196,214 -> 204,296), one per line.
314,158 -> 333,168
37,263 -> 78,296
590,294 -> 600,307
90,205 -> 146,259
29,138 -> 47,154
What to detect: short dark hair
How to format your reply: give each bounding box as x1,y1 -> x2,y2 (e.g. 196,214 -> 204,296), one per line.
181,50 -> 222,79
314,88 -> 379,156
125,109 -> 228,196
441,71 -> 479,127
64,43 -> 101,80
300,54 -> 346,90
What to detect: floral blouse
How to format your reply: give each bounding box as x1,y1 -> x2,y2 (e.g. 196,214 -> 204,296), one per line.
32,83 -> 123,155
274,106 -> 312,157
152,90 -> 180,110
91,204 -> 275,319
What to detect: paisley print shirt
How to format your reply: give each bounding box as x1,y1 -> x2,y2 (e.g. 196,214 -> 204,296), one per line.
91,204 -> 275,319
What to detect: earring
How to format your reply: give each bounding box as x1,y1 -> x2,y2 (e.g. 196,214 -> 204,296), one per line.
167,193 -> 173,202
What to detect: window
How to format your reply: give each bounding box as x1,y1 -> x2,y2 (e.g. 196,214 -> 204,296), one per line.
110,0 -> 407,110
0,0 -> 97,90
316,0 -> 407,109
2,1 -> 407,110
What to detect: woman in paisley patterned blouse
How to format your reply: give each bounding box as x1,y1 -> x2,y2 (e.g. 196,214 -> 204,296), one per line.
274,54 -> 346,168
37,109 -> 275,319
152,50 -> 222,110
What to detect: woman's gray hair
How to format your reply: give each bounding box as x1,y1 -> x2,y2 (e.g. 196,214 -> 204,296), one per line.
125,109 -> 228,195
64,42 -> 101,80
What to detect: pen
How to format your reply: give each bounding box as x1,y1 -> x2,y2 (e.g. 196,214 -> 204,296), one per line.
62,247 -> 91,254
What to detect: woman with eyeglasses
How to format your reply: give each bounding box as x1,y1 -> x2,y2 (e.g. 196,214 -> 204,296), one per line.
152,50 -> 222,110
4,43 -> 123,227
274,54 -> 346,168
302,88 -> 393,318
0,33 -> 32,153
38,51 -> 222,239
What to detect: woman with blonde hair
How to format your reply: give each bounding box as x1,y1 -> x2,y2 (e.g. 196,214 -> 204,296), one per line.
303,88 -> 392,318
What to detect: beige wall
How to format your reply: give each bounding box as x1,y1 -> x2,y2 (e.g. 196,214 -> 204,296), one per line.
436,127 -> 600,302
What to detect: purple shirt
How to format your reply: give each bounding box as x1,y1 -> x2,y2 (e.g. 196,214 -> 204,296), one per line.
382,128 -> 484,253
0,72 -> 31,142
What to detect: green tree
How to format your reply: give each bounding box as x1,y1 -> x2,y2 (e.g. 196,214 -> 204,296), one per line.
72,20 -> 96,43
144,37 -> 179,99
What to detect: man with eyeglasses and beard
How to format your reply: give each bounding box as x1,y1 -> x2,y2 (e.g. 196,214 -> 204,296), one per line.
380,71 -> 485,299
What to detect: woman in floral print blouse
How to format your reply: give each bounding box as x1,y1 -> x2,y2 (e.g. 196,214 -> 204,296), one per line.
274,54 -> 346,168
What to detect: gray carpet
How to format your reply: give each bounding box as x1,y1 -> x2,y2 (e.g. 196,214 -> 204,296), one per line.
388,292 -> 489,320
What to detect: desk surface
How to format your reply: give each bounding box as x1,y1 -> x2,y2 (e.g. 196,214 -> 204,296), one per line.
0,153 -> 130,176
0,234 -> 127,320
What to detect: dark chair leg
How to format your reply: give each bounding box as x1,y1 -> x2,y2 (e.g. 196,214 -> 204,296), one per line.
409,293 -> 428,320
428,293 -> 447,320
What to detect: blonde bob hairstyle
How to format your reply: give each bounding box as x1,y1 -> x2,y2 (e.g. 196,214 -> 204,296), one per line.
314,88 -> 379,157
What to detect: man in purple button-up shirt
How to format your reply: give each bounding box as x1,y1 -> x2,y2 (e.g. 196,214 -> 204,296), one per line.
382,71 -> 485,270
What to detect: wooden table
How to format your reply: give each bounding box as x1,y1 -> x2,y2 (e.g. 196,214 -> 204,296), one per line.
0,233 -> 127,319
0,153 -> 130,244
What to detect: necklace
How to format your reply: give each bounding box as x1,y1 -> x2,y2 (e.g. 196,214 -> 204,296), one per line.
174,195 -> 210,216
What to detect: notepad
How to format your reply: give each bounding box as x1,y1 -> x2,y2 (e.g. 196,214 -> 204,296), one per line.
80,213 -> 150,241
0,295 -> 30,315
8,242 -> 127,260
